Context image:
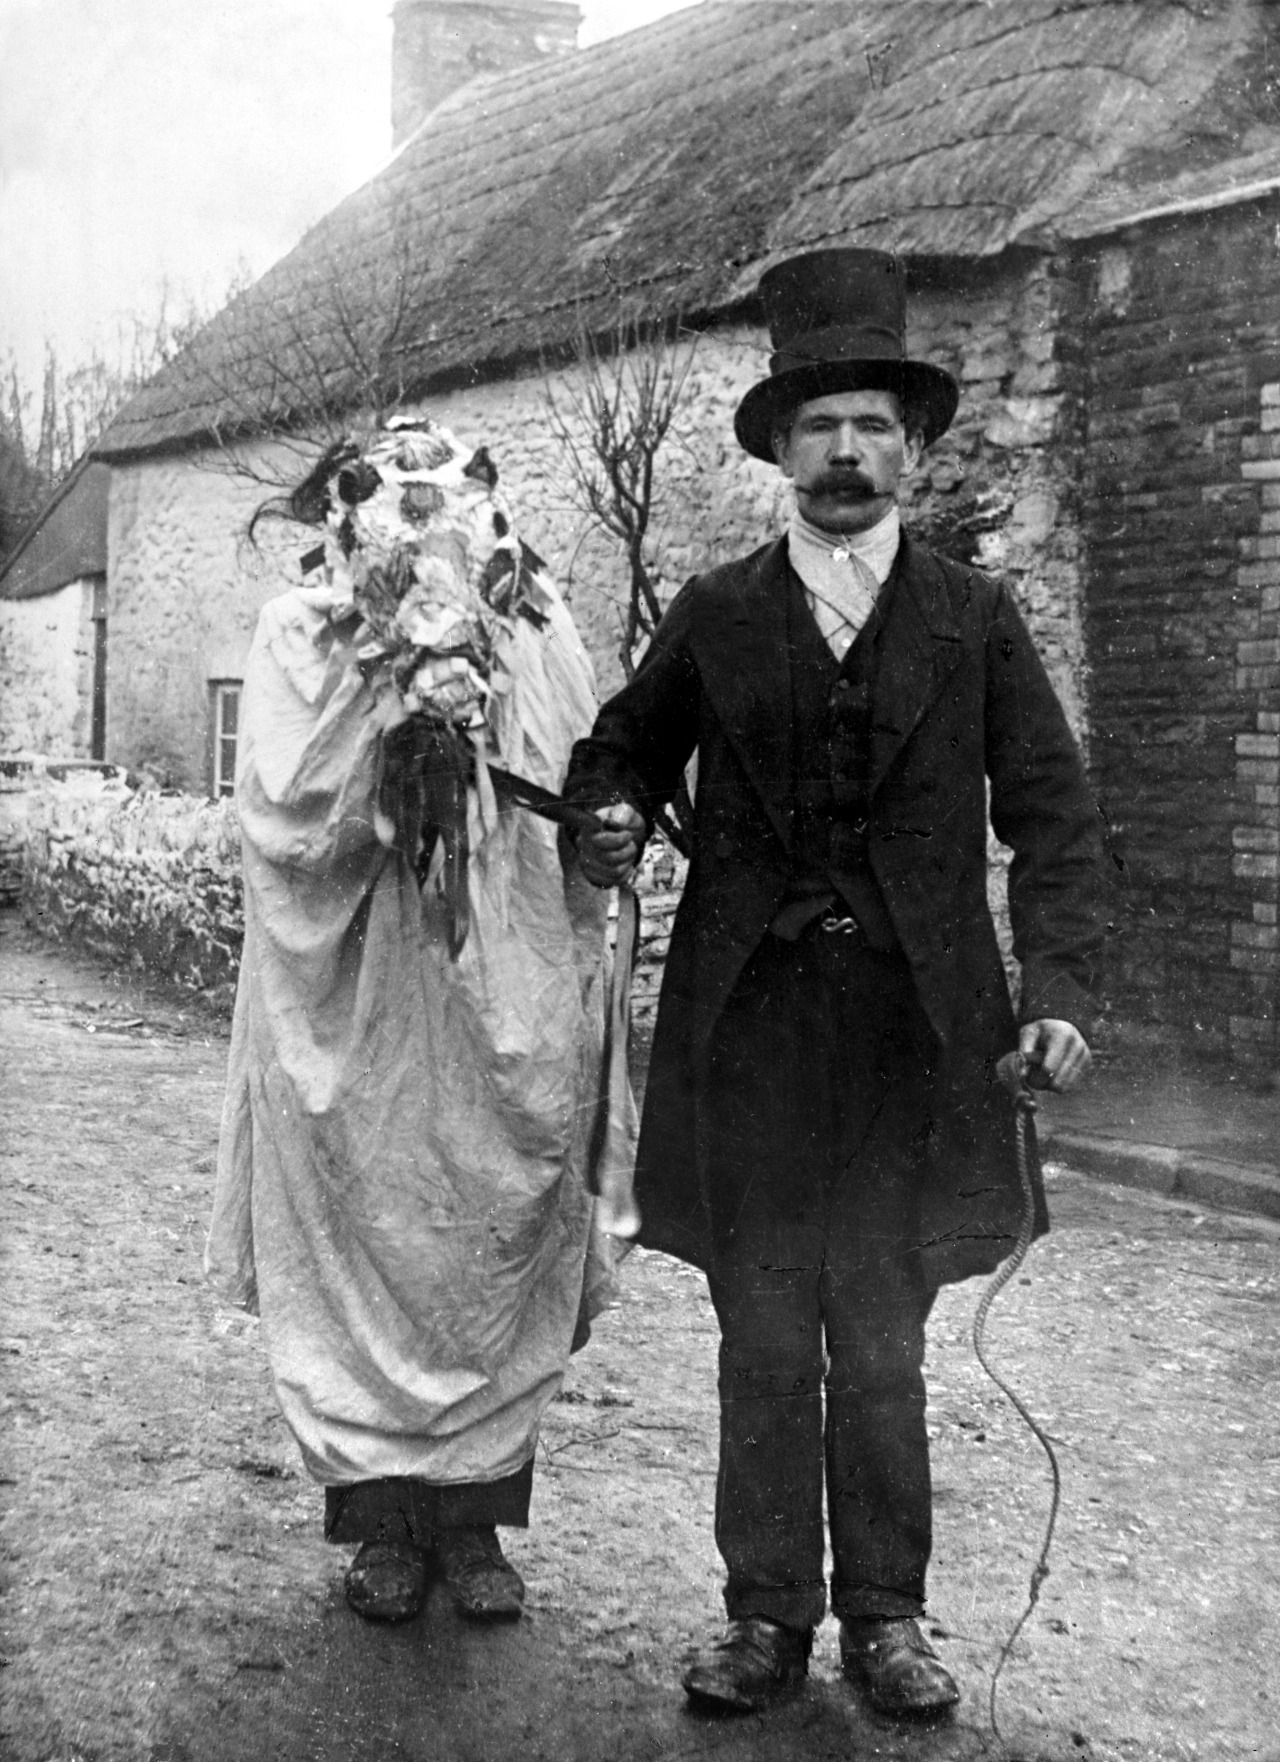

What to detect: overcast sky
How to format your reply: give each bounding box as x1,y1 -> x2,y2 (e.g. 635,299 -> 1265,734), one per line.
0,0 -> 701,391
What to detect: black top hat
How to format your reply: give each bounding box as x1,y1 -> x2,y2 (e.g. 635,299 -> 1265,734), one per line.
733,248 -> 959,462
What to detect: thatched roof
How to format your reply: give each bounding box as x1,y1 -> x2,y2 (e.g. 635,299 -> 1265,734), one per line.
95,0 -> 1280,462
0,460 -> 110,601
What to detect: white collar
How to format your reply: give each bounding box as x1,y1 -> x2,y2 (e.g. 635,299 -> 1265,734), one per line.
787,505 -> 901,588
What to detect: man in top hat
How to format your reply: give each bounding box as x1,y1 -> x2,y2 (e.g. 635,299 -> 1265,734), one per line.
563,248 -> 1103,1718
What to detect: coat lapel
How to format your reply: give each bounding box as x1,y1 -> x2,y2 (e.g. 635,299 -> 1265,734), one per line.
870,532 -> 966,794
692,539 -> 795,851
689,531 -> 966,845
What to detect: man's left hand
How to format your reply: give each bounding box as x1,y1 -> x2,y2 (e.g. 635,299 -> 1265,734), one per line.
1018,1019 -> 1092,1092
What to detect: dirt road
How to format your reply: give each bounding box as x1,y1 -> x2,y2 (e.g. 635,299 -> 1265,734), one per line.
2,911 -> 1278,1762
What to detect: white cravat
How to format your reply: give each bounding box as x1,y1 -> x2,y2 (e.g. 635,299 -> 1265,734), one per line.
786,506 -> 900,661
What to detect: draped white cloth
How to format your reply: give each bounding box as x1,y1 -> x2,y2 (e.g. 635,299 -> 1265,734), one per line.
206,580 -> 625,1487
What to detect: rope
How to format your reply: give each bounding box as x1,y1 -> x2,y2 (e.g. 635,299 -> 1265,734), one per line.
973,1051 -> 1062,1742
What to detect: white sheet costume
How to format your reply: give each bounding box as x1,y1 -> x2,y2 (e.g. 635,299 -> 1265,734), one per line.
206,421 -> 626,1493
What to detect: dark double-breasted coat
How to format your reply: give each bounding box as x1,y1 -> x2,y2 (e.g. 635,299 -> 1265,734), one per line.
566,531 -> 1104,1289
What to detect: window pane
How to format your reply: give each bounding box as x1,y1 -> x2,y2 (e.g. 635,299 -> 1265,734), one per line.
212,682 -> 242,798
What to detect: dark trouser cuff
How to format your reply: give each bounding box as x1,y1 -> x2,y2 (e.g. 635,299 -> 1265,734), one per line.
324,1458 -> 534,1546
831,1582 -> 926,1623
724,1579 -> 826,1634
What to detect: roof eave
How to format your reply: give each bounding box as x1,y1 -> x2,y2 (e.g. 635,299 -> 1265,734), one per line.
0,458 -> 111,600
1057,174 -> 1280,244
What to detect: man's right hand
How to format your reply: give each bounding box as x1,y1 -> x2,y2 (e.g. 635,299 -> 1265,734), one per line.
576,802 -> 646,888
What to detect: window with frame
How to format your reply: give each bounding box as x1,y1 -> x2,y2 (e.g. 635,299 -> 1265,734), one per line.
210,681 -> 242,797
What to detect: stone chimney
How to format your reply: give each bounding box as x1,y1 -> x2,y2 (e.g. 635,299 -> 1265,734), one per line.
392,0 -> 582,146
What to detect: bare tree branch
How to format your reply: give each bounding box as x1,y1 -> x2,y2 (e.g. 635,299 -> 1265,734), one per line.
0,277 -> 242,561
543,301 -> 699,851
189,193 -> 435,494
544,302 -> 697,680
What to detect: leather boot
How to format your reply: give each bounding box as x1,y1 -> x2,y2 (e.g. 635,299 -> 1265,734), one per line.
840,1616 -> 960,1717
343,1540 -> 429,1622
682,1616 -> 811,1711
435,1525 -> 525,1620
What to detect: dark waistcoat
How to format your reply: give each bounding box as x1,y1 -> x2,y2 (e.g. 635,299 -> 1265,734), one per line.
782,566 -> 898,951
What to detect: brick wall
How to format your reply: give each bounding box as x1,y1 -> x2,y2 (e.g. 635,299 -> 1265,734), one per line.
1231,378 -> 1280,1062
1079,200 -> 1280,1064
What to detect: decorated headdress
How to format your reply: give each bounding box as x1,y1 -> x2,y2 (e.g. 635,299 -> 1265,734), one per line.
284,414 -> 560,954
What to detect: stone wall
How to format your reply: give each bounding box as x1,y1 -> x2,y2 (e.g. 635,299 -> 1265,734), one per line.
16,767 -> 684,1023
50,212 -> 1280,1063
1079,198 -> 1280,1064
0,759 -> 135,907
428,256 -> 1089,729
21,773 -> 243,1007
0,761 -> 33,905
106,443 -> 317,789
902,252 -> 1089,741
91,254 -> 1083,1039
104,253 -> 1089,799
0,577 -> 95,757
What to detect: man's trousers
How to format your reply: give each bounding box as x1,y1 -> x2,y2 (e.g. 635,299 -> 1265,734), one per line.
701,923 -> 940,1632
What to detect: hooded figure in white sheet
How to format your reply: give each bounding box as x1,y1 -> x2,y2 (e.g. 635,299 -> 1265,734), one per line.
207,416 -> 635,1626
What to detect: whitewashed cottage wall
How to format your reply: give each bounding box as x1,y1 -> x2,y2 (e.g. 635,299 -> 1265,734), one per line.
104,254 -> 1089,790
0,579 -> 95,757
106,445 -> 302,787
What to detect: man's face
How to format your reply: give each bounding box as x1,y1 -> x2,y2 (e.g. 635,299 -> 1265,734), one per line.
773,388 -> 922,535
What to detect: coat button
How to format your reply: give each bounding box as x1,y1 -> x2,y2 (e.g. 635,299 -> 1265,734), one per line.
714,835 -> 733,858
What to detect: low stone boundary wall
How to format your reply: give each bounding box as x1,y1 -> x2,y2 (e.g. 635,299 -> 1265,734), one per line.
2,759 -> 136,908
0,770 -> 25,907
14,768 -> 687,1024
12,772 -> 1016,1043
20,770 -> 244,1010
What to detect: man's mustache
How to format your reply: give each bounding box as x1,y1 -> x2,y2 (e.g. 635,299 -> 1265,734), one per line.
810,471 -> 877,497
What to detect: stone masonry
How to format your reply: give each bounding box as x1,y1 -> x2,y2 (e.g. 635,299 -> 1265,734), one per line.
0,577 -> 96,759
103,253 -> 1089,796
87,210 -> 1280,1065
90,253 -> 1087,1027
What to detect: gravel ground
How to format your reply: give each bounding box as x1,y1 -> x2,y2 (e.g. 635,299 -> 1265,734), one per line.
2,910 -> 1278,1762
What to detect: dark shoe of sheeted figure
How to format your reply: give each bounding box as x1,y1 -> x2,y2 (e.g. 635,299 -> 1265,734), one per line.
343,1539 -> 430,1623
839,1616 -> 960,1718
682,1617 -> 812,1712
435,1524 -> 526,1620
